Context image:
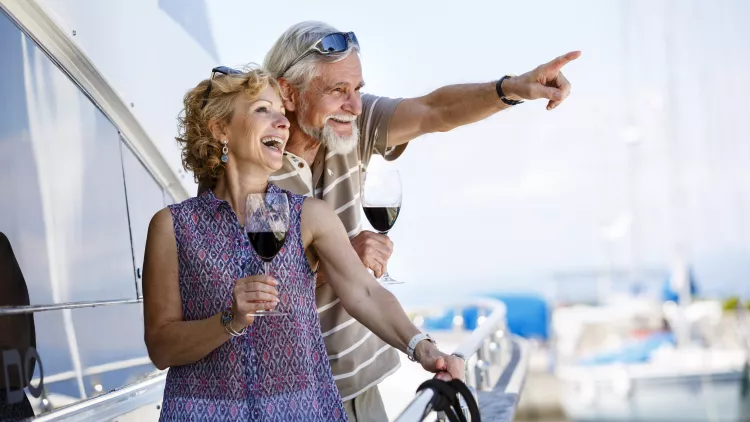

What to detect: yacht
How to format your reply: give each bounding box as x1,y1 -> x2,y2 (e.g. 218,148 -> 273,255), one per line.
0,1 -> 528,420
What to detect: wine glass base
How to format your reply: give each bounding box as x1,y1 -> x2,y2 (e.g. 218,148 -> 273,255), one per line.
376,272 -> 403,285
378,279 -> 404,285
246,310 -> 288,317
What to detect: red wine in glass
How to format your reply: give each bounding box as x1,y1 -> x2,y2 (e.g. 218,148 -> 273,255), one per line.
361,158 -> 403,285
245,192 -> 289,316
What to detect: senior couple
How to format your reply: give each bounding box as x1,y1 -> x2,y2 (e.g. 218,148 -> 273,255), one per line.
142,21 -> 580,421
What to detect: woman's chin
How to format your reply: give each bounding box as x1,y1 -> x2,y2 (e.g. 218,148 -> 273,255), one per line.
262,146 -> 284,164
239,152 -> 284,177
262,157 -> 284,173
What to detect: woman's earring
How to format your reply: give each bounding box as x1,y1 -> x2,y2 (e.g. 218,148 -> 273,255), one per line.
221,139 -> 229,163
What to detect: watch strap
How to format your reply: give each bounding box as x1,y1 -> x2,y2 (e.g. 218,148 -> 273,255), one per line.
407,333 -> 436,362
496,75 -> 524,106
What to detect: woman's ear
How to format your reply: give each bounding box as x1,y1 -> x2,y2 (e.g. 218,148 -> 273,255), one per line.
207,120 -> 227,143
278,78 -> 298,112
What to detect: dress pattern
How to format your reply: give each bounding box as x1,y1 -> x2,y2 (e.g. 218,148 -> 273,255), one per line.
158,184 -> 347,421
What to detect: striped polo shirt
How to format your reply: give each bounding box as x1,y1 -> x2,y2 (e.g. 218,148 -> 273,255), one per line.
269,93 -> 407,400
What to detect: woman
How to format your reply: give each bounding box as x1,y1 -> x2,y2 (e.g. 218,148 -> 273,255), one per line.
142,67 -> 462,421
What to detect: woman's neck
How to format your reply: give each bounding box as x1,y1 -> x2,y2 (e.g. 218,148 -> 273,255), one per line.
212,165 -> 269,218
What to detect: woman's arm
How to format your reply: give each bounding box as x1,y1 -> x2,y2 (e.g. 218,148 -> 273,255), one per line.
142,208 -> 278,370
302,199 -> 462,379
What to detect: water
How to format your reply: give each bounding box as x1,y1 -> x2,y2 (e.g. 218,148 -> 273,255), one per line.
391,272 -> 750,310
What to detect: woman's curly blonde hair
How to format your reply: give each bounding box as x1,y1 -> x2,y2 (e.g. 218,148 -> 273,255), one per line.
176,66 -> 281,186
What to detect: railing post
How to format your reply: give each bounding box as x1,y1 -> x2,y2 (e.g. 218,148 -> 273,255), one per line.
453,306 -> 464,332
489,330 -> 502,365
475,338 -> 491,391
394,299 -> 523,422
463,357 -> 474,389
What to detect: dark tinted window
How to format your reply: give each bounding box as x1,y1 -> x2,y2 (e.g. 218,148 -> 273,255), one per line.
0,9 -> 158,418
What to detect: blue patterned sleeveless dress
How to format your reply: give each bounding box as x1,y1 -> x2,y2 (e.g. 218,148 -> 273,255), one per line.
158,183 -> 347,421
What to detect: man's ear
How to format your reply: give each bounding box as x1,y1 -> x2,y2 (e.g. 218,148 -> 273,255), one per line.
207,119 -> 226,143
278,78 -> 299,112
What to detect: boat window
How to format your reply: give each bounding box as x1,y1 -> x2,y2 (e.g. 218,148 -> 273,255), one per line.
121,141 -> 166,297
0,8 -> 157,418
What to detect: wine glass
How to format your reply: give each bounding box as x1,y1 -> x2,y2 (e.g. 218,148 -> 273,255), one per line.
244,192 -> 290,316
361,157 -> 403,285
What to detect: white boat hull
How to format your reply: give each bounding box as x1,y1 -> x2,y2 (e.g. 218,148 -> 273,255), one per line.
559,365 -> 749,421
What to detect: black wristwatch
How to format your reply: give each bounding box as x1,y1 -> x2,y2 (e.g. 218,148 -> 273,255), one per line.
496,75 -> 524,106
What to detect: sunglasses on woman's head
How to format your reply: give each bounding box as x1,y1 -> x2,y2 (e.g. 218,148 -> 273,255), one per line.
201,66 -> 244,110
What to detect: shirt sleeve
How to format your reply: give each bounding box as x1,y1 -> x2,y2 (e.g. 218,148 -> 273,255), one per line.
357,93 -> 408,164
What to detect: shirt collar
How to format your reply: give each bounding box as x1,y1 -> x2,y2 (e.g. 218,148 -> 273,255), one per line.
200,183 -> 283,208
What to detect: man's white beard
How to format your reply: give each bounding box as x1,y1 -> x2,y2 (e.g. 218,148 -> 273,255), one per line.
299,107 -> 359,155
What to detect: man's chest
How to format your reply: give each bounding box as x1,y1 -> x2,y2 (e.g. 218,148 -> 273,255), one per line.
270,150 -> 364,234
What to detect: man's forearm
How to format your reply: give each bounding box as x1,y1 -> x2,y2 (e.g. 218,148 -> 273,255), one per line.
422,81 -> 510,133
388,52 -> 579,147
388,80 -> 513,146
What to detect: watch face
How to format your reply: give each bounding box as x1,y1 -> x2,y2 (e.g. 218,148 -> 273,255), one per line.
221,309 -> 233,325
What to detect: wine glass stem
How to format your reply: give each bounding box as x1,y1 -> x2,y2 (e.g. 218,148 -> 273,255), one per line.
264,261 -> 271,277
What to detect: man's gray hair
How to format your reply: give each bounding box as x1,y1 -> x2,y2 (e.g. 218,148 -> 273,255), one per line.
263,21 -> 360,92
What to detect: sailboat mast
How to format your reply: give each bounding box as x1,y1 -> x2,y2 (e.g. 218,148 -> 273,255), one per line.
621,0 -> 640,295
663,0 -> 691,348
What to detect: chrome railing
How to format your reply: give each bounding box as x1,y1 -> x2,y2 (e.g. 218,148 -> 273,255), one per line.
0,298 -> 142,315
17,298 -> 527,421
26,372 -> 167,422
394,298 -> 530,422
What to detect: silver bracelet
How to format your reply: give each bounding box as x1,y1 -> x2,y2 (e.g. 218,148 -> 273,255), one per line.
221,308 -> 247,337
227,321 -> 247,337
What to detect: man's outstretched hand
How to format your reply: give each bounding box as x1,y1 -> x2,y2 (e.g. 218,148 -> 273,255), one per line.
502,51 -> 581,111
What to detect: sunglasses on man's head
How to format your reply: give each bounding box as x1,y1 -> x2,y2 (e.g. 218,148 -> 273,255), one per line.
201,66 -> 244,109
281,31 -> 359,76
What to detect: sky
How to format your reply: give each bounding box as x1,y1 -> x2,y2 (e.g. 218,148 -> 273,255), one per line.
37,0 -> 750,304
204,0 -> 750,303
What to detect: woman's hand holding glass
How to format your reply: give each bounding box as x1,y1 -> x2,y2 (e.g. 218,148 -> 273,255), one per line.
231,275 -> 280,328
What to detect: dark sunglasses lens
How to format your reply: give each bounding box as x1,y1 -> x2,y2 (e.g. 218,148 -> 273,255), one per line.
211,66 -> 242,79
319,33 -> 349,53
349,32 -> 359,46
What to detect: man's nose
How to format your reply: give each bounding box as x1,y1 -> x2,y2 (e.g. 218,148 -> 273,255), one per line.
342,92 -> 362,116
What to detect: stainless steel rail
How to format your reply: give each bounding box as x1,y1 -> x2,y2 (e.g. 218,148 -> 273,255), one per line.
13,298 -> 529,421
0,298 -> 142,315
394,298 -> 529,422
27,372 -> 167,422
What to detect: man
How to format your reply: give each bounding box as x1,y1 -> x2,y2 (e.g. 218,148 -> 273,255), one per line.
260,21 -> 579,421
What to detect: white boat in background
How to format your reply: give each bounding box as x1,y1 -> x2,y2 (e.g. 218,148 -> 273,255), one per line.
557,346 -> 748,422
551,267 -> 750,421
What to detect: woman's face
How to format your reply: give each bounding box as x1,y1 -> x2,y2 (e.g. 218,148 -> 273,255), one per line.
224,85 -> 289,173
